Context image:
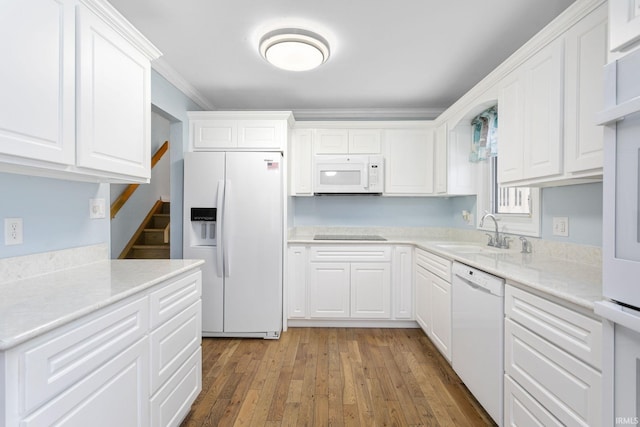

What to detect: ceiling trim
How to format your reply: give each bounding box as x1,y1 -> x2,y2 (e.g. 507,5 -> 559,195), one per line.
292,108 -> 445,121
151,58 -> 216,110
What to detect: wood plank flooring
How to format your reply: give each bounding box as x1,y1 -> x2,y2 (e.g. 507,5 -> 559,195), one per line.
180,328 -> 496,427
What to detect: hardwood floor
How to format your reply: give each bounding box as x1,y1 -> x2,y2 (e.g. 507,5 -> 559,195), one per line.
180,328 -> 496,427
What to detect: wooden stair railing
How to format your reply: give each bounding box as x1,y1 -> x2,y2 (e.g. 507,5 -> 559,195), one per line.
110,140 -> 169,219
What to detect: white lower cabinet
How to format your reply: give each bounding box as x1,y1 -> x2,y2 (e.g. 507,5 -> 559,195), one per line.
414,248 -> 452,361
0,269 -> 202,427
287,244 -> 412,323
504,284 -> 602,427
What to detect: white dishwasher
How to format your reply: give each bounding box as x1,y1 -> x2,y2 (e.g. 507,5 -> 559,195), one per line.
452,262 -> 505,427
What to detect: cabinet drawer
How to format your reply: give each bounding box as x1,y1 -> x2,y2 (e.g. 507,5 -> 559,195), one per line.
505,284 -> 602,369
150,301 -> 202,393
309,246 -> 391,262
504,374 -> 562,426
151,347 -> 202,427
505,318 -> 601,426
150,271 -> 202,328
20,296 -> 148,414
415,248 -> 451,282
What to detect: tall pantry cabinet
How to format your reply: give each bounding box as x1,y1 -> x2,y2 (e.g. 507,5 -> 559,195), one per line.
0,0 -> 161,183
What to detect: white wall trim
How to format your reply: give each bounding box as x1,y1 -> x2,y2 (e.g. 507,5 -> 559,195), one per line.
151,58 -> 215,110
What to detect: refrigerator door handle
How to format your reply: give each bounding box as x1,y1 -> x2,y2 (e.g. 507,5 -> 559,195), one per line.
223,179 -> 231,278
215,179 -> 224,278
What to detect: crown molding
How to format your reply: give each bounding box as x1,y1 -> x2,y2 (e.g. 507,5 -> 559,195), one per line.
292,108 -> 444,121
151,58 -> 216,110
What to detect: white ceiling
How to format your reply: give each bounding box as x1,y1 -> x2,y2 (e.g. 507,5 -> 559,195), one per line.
109,0 -> 577,120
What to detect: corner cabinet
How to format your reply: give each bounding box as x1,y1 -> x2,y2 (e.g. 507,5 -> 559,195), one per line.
498,3 -> 607,187
286,244 -> 413,325
0,269 -> 202,427
0,0 -> 161,183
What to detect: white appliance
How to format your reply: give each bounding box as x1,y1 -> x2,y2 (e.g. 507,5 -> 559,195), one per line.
452,262 -> 505,426
313,154 -> 384,194
594,47 -> 640,423
183,151 -> 283,338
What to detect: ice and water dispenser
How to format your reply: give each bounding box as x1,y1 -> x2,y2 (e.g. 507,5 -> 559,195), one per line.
189,207 -> 217,246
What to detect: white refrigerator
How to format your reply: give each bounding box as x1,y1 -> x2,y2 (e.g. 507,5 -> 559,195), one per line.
183,151 -> 283,338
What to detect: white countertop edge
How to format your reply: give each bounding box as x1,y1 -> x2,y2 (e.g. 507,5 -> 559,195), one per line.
0,259 -> 205,351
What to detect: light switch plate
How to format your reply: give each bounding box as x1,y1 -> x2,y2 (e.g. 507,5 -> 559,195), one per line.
552,216 -> 569,237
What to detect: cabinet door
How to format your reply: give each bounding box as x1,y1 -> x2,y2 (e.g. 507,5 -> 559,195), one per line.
564,5 -> 607,174
447,123 -> 477,195
522,38 -> 564,180
76,4 -> 151,179
414,264 -> 431,335
434,123 -> 448,194
287,246 -> 308,318
314,129 -> 348,154
0,0 -> 74,165
498,70 -> 525,183
308,262 -> 350,318
238,120 -> 283,149
384,128 -> 434,194
348,129 -> 382,153
392,246 -> 413,319
350,262 -> 391,319
22,338 -> 149,427
291,129 -> 313,195
429,272 -> 452,360
191,120 -> 237,149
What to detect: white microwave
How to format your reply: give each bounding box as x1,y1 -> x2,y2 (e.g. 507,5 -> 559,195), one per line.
313,154 -> 384,194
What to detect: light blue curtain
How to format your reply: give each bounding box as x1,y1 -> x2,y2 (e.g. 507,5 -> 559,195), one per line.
469,106 -> 497,162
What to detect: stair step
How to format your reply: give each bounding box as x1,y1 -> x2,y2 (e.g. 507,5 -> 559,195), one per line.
152,213 -> 170,228
131,244 -> 170,259
160,202 -> 171,214
143,228 -> 167,245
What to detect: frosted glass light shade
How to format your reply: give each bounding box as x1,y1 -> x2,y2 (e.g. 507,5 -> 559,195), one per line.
259,29 -> 330,71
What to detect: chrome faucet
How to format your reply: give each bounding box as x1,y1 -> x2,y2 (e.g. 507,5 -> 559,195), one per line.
480,212 -> 504,248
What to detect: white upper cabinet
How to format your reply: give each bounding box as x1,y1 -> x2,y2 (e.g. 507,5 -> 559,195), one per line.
609,0 -> 640,53
0,0 -> 161,183
313,128 -> 381,154
498,3 -> 607,187
499,37 -> 564,185
76,2 -> 152,179
290,129 -> 313,195
384,127 -> 434,195
189,113 -> 293,151
434,122 -> 477,195
564,4 -> 607,174
0,0 -> 75,166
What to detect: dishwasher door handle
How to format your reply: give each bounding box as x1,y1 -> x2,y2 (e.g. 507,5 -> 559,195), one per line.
462,279 -> 493,295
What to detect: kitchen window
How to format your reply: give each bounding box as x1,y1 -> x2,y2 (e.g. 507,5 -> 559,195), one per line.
476,158 -> 541,237
471,106 -> 540,237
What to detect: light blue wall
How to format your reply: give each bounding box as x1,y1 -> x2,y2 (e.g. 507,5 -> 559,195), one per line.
0,173 -> 109,258
293,196 -> 457,227
150,70 -> 203,258
292,184 -> 603,247
541,182 -> 602,246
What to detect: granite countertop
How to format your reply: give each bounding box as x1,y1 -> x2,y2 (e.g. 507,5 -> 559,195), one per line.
0,258 -> 204,351
289,231 -> 602,311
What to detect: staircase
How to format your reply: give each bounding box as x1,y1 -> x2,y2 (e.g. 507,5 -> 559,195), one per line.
119,201 -> 171,259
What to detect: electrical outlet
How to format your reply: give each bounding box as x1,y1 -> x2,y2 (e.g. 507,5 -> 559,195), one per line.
552,216 -> 569,237
89,198 -> 106,219
5,218 -> 23,245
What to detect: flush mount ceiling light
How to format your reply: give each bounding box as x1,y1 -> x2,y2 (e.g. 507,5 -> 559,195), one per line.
259,28 -> 330,71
